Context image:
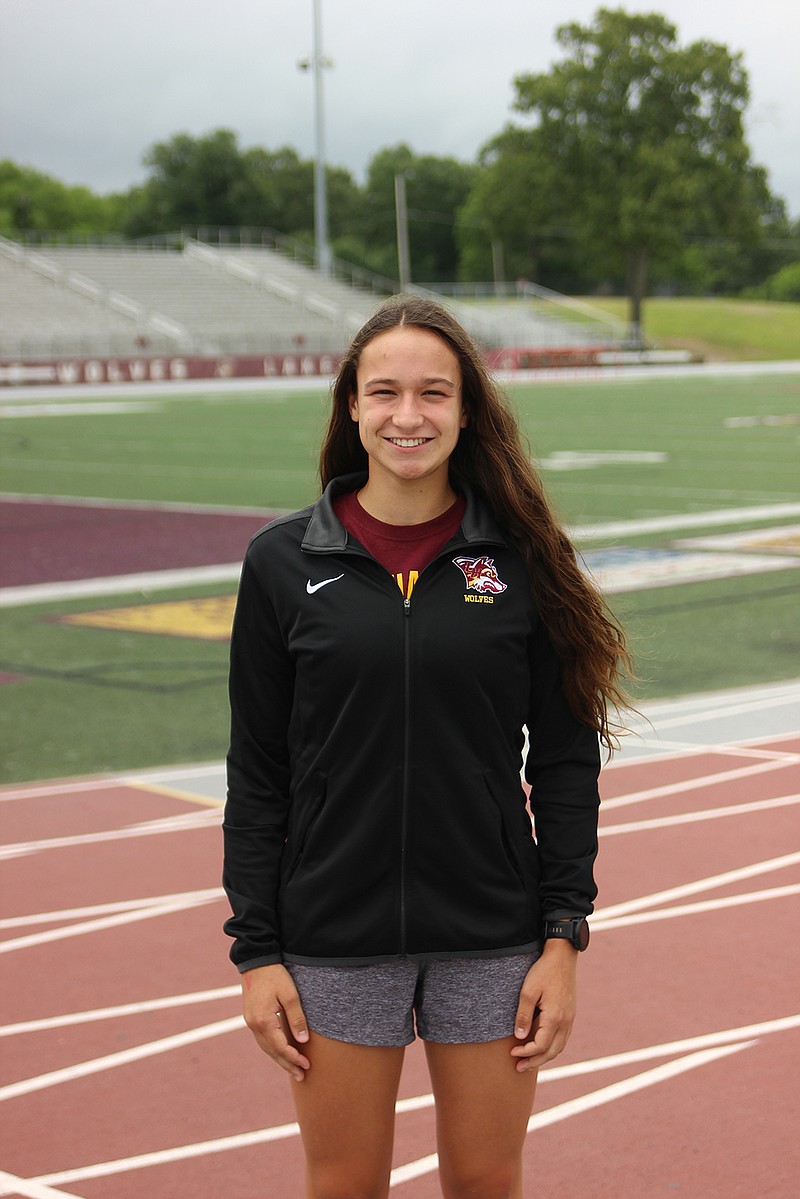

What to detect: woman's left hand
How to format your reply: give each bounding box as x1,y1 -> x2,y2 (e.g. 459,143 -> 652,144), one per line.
510,940 -> 578,1072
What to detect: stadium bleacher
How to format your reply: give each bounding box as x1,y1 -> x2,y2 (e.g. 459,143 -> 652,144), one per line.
0,235 -> 620,360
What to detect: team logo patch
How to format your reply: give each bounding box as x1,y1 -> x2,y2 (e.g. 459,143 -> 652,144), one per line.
453,556 -> 507,603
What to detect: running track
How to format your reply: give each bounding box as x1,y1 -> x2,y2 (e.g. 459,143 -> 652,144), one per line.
2,683 -> 799,1198
1,487 -> 798,1195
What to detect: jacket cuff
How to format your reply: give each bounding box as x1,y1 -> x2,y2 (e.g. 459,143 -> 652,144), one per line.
236,954 -> 283,973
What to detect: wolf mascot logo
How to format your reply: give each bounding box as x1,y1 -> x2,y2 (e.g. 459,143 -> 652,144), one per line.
452,556 -> 508,595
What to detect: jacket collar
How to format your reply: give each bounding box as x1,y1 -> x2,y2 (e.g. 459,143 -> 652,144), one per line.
301,473 -> 507,553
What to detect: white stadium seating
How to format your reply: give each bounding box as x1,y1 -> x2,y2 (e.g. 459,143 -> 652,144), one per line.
0,236 -> 619,359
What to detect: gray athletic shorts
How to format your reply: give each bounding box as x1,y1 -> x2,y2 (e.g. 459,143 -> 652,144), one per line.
285,950 -> 541,1047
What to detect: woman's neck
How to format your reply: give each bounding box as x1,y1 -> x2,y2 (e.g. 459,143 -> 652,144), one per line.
356,475 -> 457,526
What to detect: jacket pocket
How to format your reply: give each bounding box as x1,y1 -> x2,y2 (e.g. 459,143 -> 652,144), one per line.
284,780 -> 327,884
484,773 -> 540,898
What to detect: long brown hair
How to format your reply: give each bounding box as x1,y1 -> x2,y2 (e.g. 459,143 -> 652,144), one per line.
320,295 -> 633,747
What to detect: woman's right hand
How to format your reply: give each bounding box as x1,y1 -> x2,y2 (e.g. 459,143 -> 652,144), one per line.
240,963 -> 311,1082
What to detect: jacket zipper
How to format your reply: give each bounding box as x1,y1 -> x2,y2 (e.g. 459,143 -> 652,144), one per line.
400,595 -> 412,954
306,529 -> 506,958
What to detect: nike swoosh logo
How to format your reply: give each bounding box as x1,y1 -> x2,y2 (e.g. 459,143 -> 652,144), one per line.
306,574 -> 345,594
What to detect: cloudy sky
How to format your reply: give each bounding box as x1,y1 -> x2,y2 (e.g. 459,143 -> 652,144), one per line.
1,0 -> 798,217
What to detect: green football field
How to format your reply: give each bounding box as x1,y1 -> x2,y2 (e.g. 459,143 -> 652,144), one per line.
1,367 -> 798,783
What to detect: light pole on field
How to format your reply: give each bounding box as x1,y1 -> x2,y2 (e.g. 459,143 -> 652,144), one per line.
298,0 -> 332,276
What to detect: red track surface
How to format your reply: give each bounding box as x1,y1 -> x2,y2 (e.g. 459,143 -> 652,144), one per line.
0,501 -> 276,587
2,736 -> 799,1198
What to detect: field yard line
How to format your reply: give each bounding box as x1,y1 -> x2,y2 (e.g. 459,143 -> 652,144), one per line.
0,491 -> 281,518
389,1044 -> 755,1185
592,883 -> 800,929
0,1017 -> 242,1103
0,563 -> 242,608
600,792 -> 800,835
3,502 -> 800,608
0,897 -> 221,955
0,985 -> 240,1039
23,1016 -> 799,1190
594,851 -> 800,920
570,501 -> 800,541
600,755 -> 795,811
0,887 -> 224,931
0,402 -> 163,418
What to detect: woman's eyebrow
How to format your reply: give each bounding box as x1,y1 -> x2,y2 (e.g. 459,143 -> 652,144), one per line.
363,376 -> 456,387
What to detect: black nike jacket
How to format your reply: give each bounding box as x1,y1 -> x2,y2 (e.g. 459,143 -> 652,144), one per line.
223,474 -> 600,970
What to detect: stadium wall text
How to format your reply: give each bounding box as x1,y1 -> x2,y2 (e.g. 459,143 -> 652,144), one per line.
0,353 -> 343,387
0,347 -> 622,387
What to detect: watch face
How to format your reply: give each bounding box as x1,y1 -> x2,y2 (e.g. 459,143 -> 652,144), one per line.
576,919 -> 590,951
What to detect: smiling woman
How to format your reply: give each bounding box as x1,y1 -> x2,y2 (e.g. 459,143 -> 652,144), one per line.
347,325 -> 468,523
223,294 -> 633,1199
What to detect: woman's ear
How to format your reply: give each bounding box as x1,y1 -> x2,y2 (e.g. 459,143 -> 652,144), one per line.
460,403 -> 469,429
348,393 -> 359,422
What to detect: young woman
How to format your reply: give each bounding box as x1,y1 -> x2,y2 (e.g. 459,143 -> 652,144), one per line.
223,296 -> 631,1199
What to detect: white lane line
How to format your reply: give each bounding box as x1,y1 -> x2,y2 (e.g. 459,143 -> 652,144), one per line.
23,1125 -> 305,1192
0,895 -> 222,955
0,1017 -> 242,1103
21,1015 -> 799,1191
0,887 -> 223,931
636,690 -> 800,731
388,1043 -> 755,1185
0,1172 -> 85,1199
606,739 -> 800,770
544,1012 -> 800,1080
0,762 -> 224,802
601,793 -> 800,835
600,756 -> 796,812
531,1043 -> 754,1129
593,883 -> 800,930
0,985 -> 240,1038
0,811 -> 221,860
0,778 -> 121,802
605,723 -> 800,772
594,851 -> 800,921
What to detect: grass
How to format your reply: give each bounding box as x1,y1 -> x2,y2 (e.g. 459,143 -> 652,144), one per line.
1,368 -> 799,782
3,373 -> 799,520
579,296 -> 800,362
0,582 -> 231,783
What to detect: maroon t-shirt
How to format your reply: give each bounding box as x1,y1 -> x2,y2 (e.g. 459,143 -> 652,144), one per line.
333,490 -> 467,600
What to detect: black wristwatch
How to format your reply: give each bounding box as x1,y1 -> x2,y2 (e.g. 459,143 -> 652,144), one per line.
544,917 -> 590,951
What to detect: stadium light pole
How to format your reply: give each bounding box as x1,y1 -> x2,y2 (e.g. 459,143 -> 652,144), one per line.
298,0 -> 333,276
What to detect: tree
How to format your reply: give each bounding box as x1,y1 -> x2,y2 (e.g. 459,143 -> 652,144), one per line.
506,7 -> 764,335
356,144 -> 476,284
0,160 -> 122,238
122,130 -> 363,247
455,126 -> 591,290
